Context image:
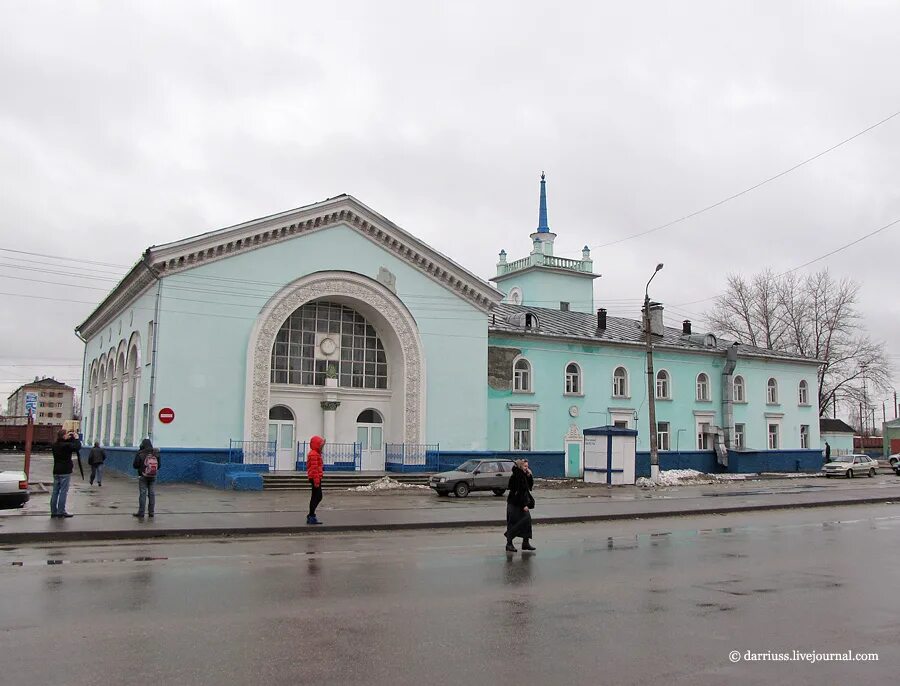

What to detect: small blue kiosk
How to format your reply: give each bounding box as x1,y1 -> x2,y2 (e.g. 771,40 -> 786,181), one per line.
583,425 -> 638,485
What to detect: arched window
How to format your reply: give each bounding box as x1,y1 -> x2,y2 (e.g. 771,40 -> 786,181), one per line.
271,301 -> 387,389
767,378 -> 778,404
565,363 -> 581,394
513,357 -> 532,392
656,370 -> 670,399
357,409 -> 383,424
798,380 -> 809,405
733,375 -> 745,403
613,367 -> 628,398
269,406 -> 294,421
696,373 -> 710,401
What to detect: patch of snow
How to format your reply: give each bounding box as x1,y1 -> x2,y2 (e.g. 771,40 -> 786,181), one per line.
349,475 -> 429,492
637,469 -> 748,488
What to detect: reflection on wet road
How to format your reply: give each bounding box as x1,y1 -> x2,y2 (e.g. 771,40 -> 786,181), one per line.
1,505 -> 898,686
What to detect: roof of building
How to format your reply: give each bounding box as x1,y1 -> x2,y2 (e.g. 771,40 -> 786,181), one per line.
488,303 -> 822,364
819,418 -> 856,434
75,194 -> 504,339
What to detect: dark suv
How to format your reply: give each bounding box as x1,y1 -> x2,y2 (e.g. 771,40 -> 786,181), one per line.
429,459 -> 516,497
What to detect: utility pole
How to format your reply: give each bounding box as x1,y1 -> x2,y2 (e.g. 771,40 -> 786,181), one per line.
644,263 -> 664,483
895,390 -> 898,419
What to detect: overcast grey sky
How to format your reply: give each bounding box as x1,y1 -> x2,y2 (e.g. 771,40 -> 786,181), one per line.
1,0 -> 897,412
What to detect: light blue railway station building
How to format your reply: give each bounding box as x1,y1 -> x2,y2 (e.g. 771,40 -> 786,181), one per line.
76,176 -> 823,480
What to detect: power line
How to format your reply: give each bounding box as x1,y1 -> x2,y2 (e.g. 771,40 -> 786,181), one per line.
576,107 -> 900,253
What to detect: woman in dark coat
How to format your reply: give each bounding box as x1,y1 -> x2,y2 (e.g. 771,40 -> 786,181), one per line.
505,458 -> 536,552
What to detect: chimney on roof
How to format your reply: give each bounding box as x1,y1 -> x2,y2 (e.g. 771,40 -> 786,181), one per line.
642,302 -> 664,337
682,320 -> 692,335
597,308 -> 607,330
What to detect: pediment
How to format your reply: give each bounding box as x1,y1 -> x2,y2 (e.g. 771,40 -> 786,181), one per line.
77,195 -> 502,338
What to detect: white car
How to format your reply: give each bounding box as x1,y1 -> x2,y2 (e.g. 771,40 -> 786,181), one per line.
889,453 -> 899,469
821,455 -> 878,478
0,470 -> 29,509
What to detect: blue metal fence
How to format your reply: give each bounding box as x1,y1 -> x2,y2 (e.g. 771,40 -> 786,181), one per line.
297,442 -> 361,471
228,439 -> 276,470
385,443 -> 441,472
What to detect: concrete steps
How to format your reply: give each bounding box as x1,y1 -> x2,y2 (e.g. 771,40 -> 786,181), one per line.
262,472 -> 433,491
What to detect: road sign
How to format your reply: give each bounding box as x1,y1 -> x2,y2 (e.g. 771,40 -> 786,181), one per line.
24,392 -> 38,418
158,407 -> 175,424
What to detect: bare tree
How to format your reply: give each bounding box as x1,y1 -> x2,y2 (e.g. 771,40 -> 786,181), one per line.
706,268 -> 893,416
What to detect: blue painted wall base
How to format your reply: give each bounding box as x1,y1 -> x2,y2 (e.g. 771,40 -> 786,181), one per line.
634,449 -> 825,478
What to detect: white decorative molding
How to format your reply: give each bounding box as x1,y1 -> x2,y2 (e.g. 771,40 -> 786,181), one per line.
245,271 -> 426,445
565,423 -> 582,440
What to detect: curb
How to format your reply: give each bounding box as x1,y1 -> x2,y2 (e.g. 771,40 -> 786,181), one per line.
1,495 -> 897,545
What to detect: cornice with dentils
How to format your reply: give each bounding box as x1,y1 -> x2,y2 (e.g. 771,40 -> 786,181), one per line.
76,195 -> 503,339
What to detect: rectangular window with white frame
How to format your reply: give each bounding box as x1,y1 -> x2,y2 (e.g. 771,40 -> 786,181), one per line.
657,422 -> 670,451
734,423 -> 745,449
513,417 -> 532,451
800,424 -> 809,449
768,423 -> 779,450
697,420 -> 711,450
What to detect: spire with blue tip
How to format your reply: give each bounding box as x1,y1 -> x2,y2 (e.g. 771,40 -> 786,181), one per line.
537,171 -> 550,233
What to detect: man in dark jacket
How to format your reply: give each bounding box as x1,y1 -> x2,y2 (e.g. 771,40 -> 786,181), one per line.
132,438 -> 161,519
88,441 -> 106,486
50,430 -> 82,518
505,458 -> 536,552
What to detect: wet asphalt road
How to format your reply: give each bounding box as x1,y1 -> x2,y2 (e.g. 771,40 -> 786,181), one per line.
1,505 -> 898,686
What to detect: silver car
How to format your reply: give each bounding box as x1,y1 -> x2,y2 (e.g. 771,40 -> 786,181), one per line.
821,454 -> 878,478
429,459 -> 516,498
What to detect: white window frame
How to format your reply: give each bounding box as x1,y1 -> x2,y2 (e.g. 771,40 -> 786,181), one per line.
697,420 -> 712,450
655,369 -> 671,400
734,423 -> 745,449
657,421 -> 670,451
767,378 -> 779,405
800,424 -> 810,449
733,375 -> 746,403
798,380 -> 809,406
768,422 -> 780,449
565,362 -> 582,396
696,373 -> 710,401
613,366 -> 629,399
512,356 -> 532,393
508,405 -> 537,452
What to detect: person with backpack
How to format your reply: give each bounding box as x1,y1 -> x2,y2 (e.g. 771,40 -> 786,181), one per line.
306,435 -> 325,525
88,441 -> 106,486
132,438 -> 160,519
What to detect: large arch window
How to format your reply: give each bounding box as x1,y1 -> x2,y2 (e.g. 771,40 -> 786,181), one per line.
696,373 -> 710,401
733,375 -> 746,403
613,367 -> 628,398
767,378 -> 779,404
271,301 -> 387,389
513,357 -> 532,392
655,370 -> 670,399
565,362 -> 582,395
798,380 -> 809,405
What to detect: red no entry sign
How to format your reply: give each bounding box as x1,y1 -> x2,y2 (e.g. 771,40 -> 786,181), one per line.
158,407 -> 175,424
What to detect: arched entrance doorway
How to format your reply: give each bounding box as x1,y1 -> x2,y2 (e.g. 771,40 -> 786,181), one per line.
356,409 -> 384,471
268,405 -> 296,471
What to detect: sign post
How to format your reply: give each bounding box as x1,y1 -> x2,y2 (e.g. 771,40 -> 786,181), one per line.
23,413 -> 34,482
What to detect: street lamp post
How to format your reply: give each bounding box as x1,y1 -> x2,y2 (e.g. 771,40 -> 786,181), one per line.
644,263 -> 664,483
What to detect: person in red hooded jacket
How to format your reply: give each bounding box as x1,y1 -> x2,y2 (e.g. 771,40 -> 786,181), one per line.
306,435 -> 325,525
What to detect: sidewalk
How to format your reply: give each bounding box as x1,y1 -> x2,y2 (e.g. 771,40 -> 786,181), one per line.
3,454 -> 900,544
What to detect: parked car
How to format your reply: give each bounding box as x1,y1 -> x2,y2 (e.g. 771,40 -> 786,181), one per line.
889,453 -> 900,470
0,470 -> 29,509
429,459 -> 516,497
821,455 -> 878,478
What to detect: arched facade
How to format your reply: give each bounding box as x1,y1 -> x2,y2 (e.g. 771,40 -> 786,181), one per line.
245,271 -> 426,446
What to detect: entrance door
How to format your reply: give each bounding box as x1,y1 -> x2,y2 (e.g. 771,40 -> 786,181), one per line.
566,442 -> 581,478
356,409 -> 384,471
268,406 -> 296,471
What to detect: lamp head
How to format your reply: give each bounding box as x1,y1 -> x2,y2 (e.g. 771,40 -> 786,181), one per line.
655,263 -> 664,272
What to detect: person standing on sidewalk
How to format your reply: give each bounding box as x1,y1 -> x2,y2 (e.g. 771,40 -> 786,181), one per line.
50,430 -> 82,518
505,458 -> 536,552
306,435 -> 325,525
132,438 -> 160,519
88,441 -> 106,486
